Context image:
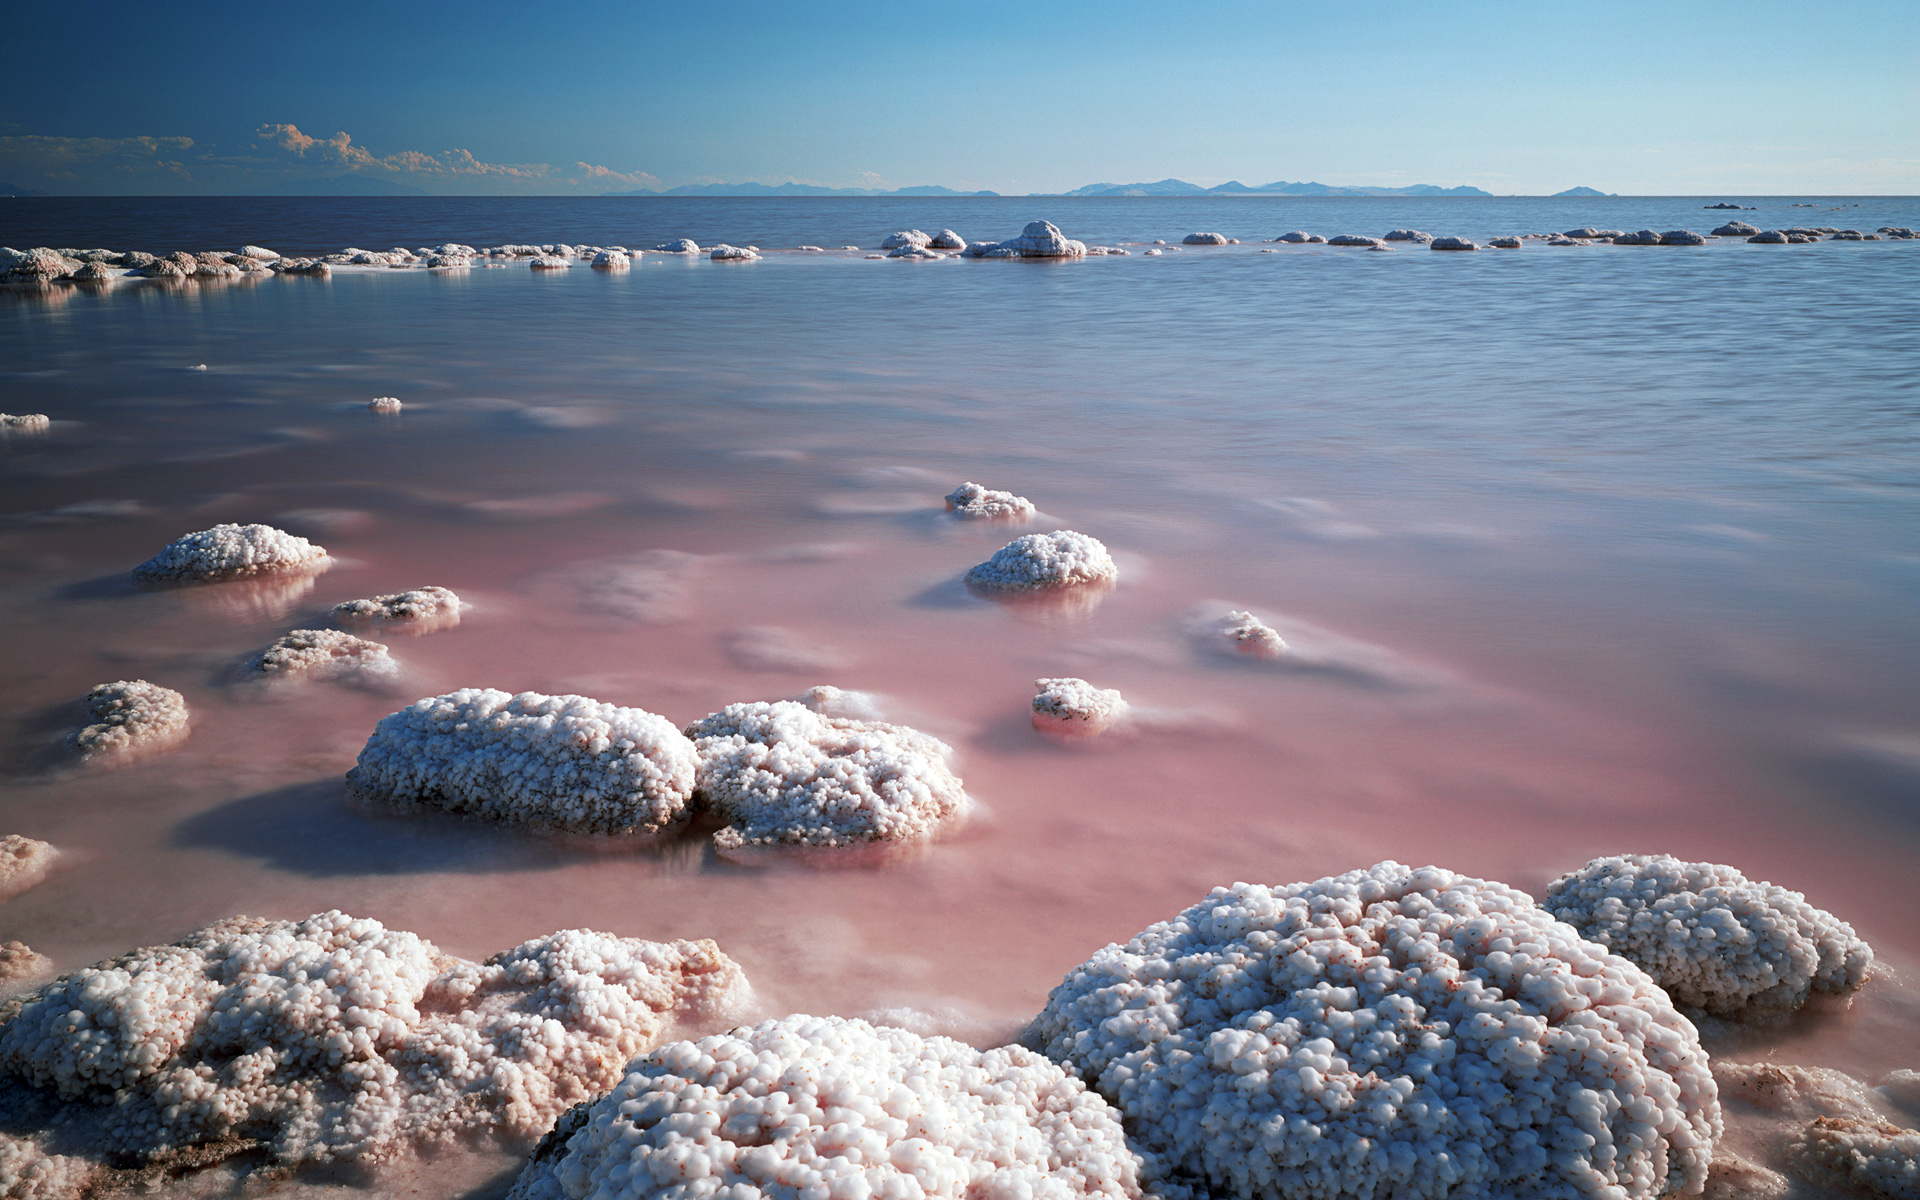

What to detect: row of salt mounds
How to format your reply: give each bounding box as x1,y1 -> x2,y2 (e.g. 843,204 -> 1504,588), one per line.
346,689 -> 697,835
1032,678 -> 1127,737
0,911 -> 750,1169
1544,854 -> 1874,1018
1030,860 -> 1721,1200
965,531 -> 1116,591
963,220 -> 1087,258
332,584 -> 466,633
0,414 -> 51,432
248,629 -> 395,680
945,480 -> 1034,521
0,836 -> 57,903
504,1014 -> 1145,1200
685,701 -> 969,859
72,680 -> 189,760
131,523 -> 329,583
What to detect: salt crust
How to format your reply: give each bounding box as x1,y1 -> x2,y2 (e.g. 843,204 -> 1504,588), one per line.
592,251 -> 631,269
651,240 -> 701,254
72,680 -> 189,760
1790,1118 -> 1919,1199
0,912 -> 750,1168
131,522 -> 330,583
0,837 -> 57,903
1032,678 -> 1128,736
369,395 -> 403,413
347,689 -> 698,835
964,531 -> 1117,592
505,1014 -> 1143,1200
1031,861 -> 1721,1200
1544,855 -> 1874,1016
1216,609 -> 1288,658
332,584 -> 465,631
0,414 -> 51,431
944,481 -> 1035,521
685,701 -> 969,856
248,628 -> 395,680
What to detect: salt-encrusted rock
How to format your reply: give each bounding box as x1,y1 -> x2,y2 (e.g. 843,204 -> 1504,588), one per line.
1214,609 -> 1288,658
347,689 -> 698,835
1488,236 -> 1523,248
591,250 -> 630,269
1032,678 -> 1127,736
3,250 -> 80,282
965,220 -> 1087,258
369,395 -> 402,413
685,701 -> 969,856
0,943 -> 54,987
1431,236 -> 1479,250
1787,1117 -> 1919,1198
710,244 -> 759,260
1273,232 -> 1326,243
880,230 -> 933,249
1544,855 -> 1873,1016
72,680 -> 189,761
529,256 -> 570,269
1711,221 -> 1760,237
1660,230 -> 1708,245
426,254 -> 471,268
1614,229 -> 1663,245
964,531 -> 1117,592
1032,861 -> 1722,1200
886,244 -> 942,259
1327,235 -> 1388,247
331,585 -> 465,632
1704,1152 -> 1791,1199
132,523 -> 329,583
138,258 -> 189,278
929,229 -> 967,249
0,837 -> 57,903
248,629 -> 394,680
238,245 -> 279,261
1182,232 -> 1229,245
1086,246 -> 1131,255
0,912 -> 749,1168
649,239 -> 700,254
0,414 -> 51,432
70,262 -> 114,281
1879,226 -> 1916,239
505,1014 -> 1143,1200
0,1132 -> 96,1198
1383,229 -> 1433,242
1567,228 -> 1625,239
945,481 -> 1035,521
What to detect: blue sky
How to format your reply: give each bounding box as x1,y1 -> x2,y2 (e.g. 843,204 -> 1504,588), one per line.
3,0 -> 1914,194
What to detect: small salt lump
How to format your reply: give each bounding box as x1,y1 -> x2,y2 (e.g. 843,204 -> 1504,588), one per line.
0,414 -> 51,432
346,688 -> 698,835
332,584 -> 465,632
132,523 -> 330,583
1032,861 -> 1722,1200
964,530 -> 1117,592
0,942 -> 54,987
0,837 -> 56,902
1544,854 -> 1874,1016
369,395 -> 402,413
248,628 -> 395,680
505,1014 -> 1145,1200
1032,677 -> 1128,736
685,701 -> 970,858
1216,609 -> 1288,657
945,480 -> 1036,521
72,680 -> 189,760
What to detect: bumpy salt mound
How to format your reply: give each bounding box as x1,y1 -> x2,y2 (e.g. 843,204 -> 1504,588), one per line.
369,395 -> 402,413
1544,855 -> 1874,1016
0,943 -> 54,987
929,229 -> 967,249
530,256 -> 571,269
1033,678 -> 1127,736
248,629 -> 395,680
710,245 -> 759,261
1274,232 -> 1325,243
945,481 -> 1035,521
132,523 -> 329,583
0,414 -> 51,431
1031,861 -> 1721,1200
1789,1118 -> 1919,1199
1431,236 -> 1479,251
1183,232 -> 1229,245
881,230 -> 932,249
1384,229 -> 1434,242
0,837 -> 56,902
332,584 -> 465,632
0,1133 -> 96,1199
1488,237 -> 1523,249
685,701 -> 969,857
964,221 -> 1087,259
505,1014 -> 1143,1200
0,912 -> 749,1168
591,251 -> 631,269
964,531 -> 1117,592
72,680 -> 189,760
649,239 -> 700,254
347,689 -> 698,835
1215,609 -> 1287,658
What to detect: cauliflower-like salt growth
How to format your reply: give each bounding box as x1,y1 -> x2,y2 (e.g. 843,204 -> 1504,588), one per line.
1544,855 -> 1874,1016
1032,861 -> 1721,1200
0,1134 -> 96,1200
131,522 -> 329,583
685,701 -> 969,857
505,1014 -> 1143,1200
945,481 -> 1035,521
1217,609 -> 1288,657
1787,1118 -> 1919,1198
332,584 -> 465,632
72,680 -> 189,760
369,395 -> 402,413
248,628 -> 395,679
0,414 -> 52,432
964,530 -> 1117,592
0,943 -> 54,987
0,912 -> 749,1167
1033,678 -> 1128,736
0,836 -> 57,902
347,689 -> 698,835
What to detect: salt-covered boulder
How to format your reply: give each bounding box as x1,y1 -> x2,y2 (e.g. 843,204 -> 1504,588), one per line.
529,256 -> 570,269
332,585 -> 464,632
0,1132 -> 94,1197
1431,236 -> 1479,251
1213,609 -> 1287,658
1614,229 -> 1663,245
504,1014 -> 1144,1200
1488,236 -> 1523,248
1182,232 -> 1229,245
1544,854 -> 1873,1016
1273,232 -> 1326,243
3,250 -> 80,282
426,253 -> 471,268
710,245 -> 759,261
965,221 -> 1087,259
944,481 -> 1035,521
1383,229 -> 1433,242
964,531 -> 1117,592
1659,230 -> 1707,245
1548,237 -> 1585,246
880,230 -> 932,250
0,912 -> 749,1169
70,262 -> 114,281
1745,230 -> 1789,244
591,250 -> 630,269
1032,861 -> 1722,1200
1327,235 -> 1388,248
133,523 -> 329,583
0,414 -> 51,432
1565,228 -> 1624,239
238,245 -> 279,261
138,258 -> 190,278
369,395 -> 402,413
649,239 -> 700,254
248,629 -> 394,680
1032,678 -> 1127,736
928,229 -> 967,249
1711,221 -> 1759,237
72,680 -> 189,761
0,836 -> 56,902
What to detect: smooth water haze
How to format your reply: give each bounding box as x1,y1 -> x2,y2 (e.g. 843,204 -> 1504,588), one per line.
2,195 -> 1917,1197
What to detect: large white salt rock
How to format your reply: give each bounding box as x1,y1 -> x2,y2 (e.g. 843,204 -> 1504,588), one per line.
1328,235 -> 1388,247
248,628 -> 395,680
332,585 -> 465,632
591,250 -> 630,269
929,228 -> 967,249
346,688 -> 698,835
1032,678 -> 1127,736
945,480 -> 1035,521
506,1014 -> 1145,1200
530,256 -> 571,269
966,221 -> 1088,258
1383,229 -> 1434,242
0,414 -> 51,432
132,523 -> 329,583
710,244 -> 759,260
1545,855 -> 1874,1016
238,245 -> 280,261
72,680 -> 189,761
880,230 -> 932,249
1273,231 -> 1325,243
1182,232 -> 1229,245
1032,861 -> 1722,1200
649,239 -> 700,253
0,837 -> 56,903
965,530 -> 1117,591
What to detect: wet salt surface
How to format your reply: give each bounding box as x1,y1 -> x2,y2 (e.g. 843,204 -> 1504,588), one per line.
1,197 -> 1918,1196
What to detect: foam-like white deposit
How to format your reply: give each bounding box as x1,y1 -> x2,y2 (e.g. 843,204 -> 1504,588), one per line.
72,680 -> 190,761
369,395 -> 403,413
347,689 -> 698,835
131,522 -> 330,583
685,701 -> 969,857
945,481 -> 1035,521
0,837 -> 57,903
332,584 -> 465,632
0,912 -> 750,1168
1544,855 -> 1874,1016
506,1014 -> 1144,1200
964,531 -> 1117,592
1033,678 -> 1128,736
1032,861 -> 1721,1200
248,628 -> 396,680
0,414 -> 51,431
1215,609 -> 1288,658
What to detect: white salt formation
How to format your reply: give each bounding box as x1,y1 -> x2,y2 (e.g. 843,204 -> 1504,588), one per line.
963,220 -> 1087,258
0,1133 -> 95,1199
1274,232 -> 1326,243
0,943 -> 54,987
1712,1062 -> 1920,1200
0,414 -> 51,431
591,251 -> 631,269
1032,678 -> 1128,736
1544,854 -> 1874,1017
881,230 -> 932,249
965,530 -> 1117,591
0,837 -> 56,902
686,701 -> 970,857
505,1014 -> 1144,1200
710,245 -> 760,261
347,688 -> 698,835
1488,237 -> 1523,249
1216,609 -> 1288,657
1032,861 -> 1722,1200
369,395 -> 402,413
944,480 -> 1035,521
886,244 -> 943,259
530,256 -> 571,269
929,228 -> 967,249
248,628 -> 395,680
1384,229 -> 1434,242
0,912 -> 749,1169
72,680 -> 189,760
131,522 -> 329,583
1183,232 -> 1229,245
332,584 -> 465,632
650,239 -> 700,254
1431,236 -> 1479,251
1790,1118 -> 1919,1199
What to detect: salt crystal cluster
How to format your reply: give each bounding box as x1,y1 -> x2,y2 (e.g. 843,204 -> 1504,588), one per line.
650,239 -> 700,254
965,531 -> 1117,592
0,911 -> 749,1167
332,584 -> 465,632
0,1134 -> 95,1199
1032,678 -> 1128,736
369,396 -> 403,413
1712,1061 -> 1918,1199
72,680 -> 190,760
1031,861 -> 1721,1200
248,628 -> 395,680
0,414 -> 51,432
347,689 -> 698,835
505,1014 -> 1144,1200
1216,609 -> 1288,657
944,481 -> 1035,521
0,836 -> 57,902
685,701 -> 969,857
131,523 -> 330,583
1544,855 -> 1874,1016
929,229 -> 967,249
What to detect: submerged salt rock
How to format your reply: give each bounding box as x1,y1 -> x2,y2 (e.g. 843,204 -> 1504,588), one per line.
929,228 -> 967,249
0,943 -> 54,987
1215,609 -> 1288,657
686,701 -> 969,856
1488,236 -> 1523,248
880,230 -> 932,249
369,395 -> 402,413
1748,230 -> 1790,243
72,680 -> 189,761
0,912 -> 749,1168
248,629 -> 394,680
1032,678 -> 1127,736
886,244 -> 942,259
132,523 -> 329,583
965,530 -> 1116,592
1033,860 -> 1722,1200
347,688 -> 698,835
1274,231 -> 1326,243
945,480 -> 1035,521
1660,230 -> 1708,245
1545,855 -> 1873,1016
0,414 -> 51,432
0,837 -> 57,903
591,250 -> 630,269
1383,229 -> 1434,242
1182,232 -> 1229,245
1712,221 -> 1760,237
331,585 -> 464,632
710,244 -> 759,261
1431,236 -> 1479,250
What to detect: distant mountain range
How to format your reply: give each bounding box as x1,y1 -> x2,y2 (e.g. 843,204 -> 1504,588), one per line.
0,181 -> 44,197
611,182 -> 1000,197
1551,186 -> 1618,197
1057,179 -> 1494,197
